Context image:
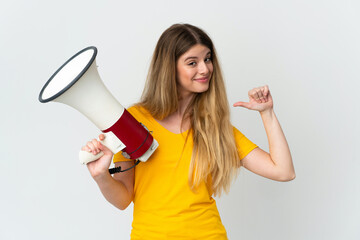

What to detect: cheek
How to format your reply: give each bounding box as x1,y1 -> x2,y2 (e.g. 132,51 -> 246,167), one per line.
177,68 -> 193,83
209,64 -> 214,76
176,70 -> 188,88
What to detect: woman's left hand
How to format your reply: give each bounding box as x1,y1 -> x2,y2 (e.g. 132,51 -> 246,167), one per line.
233,85 -> 273,113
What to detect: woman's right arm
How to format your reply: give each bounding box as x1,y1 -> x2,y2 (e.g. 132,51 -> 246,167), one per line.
82,135 -> 134,210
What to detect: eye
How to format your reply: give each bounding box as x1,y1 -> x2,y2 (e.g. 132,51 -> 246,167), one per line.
188,62 -> 196,66
205,57 -> 212,62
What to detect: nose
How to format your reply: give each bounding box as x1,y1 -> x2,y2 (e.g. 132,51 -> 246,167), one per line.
198,61 -> 210,75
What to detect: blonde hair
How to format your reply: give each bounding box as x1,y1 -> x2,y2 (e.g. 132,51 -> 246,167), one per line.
140,24 -> 240,196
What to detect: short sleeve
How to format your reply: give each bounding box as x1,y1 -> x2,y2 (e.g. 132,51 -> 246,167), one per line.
113,151 -> 133,163
233,126 -> 258,160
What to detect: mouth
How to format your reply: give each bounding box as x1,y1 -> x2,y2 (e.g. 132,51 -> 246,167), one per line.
194,77 -> 209,83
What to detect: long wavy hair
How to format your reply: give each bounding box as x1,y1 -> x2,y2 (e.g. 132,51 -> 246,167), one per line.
140,23 -> 240,196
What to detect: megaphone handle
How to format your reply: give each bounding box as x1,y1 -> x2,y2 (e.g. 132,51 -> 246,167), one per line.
79,150 -> 105,165
79,131 -> 125,165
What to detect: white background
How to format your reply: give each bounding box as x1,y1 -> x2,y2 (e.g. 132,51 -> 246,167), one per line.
1,0 -> 359,239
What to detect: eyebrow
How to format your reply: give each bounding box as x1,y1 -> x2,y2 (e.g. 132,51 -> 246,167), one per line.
184,51 -> 211,61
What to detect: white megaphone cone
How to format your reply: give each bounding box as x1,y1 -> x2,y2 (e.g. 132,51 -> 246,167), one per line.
39,46 -> 158,169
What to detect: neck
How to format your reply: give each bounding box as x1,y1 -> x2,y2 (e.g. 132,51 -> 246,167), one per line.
155,92 -> 194,134
175,92 -> 194,118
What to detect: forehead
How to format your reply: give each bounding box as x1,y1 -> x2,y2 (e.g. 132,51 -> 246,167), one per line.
180,44 -> 211,59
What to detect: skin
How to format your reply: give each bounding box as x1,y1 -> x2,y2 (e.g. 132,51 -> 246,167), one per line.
157,44 -> 213,133
82,43 -> 295,211
234,86 -> 295,181
83,136 -> 134,210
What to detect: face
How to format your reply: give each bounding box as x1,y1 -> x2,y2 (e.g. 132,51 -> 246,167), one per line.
176,44 -> 213,98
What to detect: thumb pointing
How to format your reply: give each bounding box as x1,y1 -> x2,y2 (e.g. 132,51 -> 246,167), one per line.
233,101 -> 251,108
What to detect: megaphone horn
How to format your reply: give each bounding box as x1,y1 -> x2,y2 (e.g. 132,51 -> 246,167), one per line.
39,46 -> 158,167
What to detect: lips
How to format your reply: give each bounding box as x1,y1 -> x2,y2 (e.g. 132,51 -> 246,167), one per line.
194,77 -> 209,83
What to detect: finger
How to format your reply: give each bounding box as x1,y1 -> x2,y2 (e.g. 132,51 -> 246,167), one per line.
81,146 -> 90,152
263,85 -> 269,96
91,139 -> 101,154
256,89 -> 266,103
99,134 -> 105,141
252,90 -> 262,103
97,142 -> 112,155
86,141 -> 96,152
233,101 -> 251,109
96,139 -> 113,156
248,89 -> 258,101
257,86 -> 269,103
262,85 -> 269,101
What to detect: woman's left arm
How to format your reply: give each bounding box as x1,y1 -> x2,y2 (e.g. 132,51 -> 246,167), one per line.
233,85 -> 296,182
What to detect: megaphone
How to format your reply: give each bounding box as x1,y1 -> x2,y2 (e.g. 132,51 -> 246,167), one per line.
39,46 -> 158,168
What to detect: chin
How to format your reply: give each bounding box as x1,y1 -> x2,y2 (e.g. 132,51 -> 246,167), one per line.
195,86 -> 210,93
194,81 -> 210,92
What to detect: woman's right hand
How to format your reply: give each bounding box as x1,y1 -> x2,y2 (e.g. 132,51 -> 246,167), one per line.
81,134 -> 114,179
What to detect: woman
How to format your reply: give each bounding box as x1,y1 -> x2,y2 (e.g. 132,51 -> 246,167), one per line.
83,23 -> 295,239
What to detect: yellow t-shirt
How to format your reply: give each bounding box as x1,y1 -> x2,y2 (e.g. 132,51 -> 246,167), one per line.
113,106 -> 257,240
